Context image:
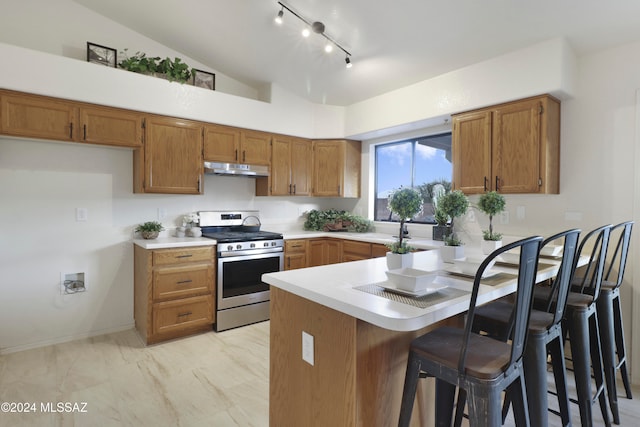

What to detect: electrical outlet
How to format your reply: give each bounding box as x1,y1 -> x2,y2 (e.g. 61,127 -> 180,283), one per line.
302,331 -> 314,366
516,206 -> 526,220
500,211 -> 509,224
76,208 -> 88,222
158,208 -> 167,220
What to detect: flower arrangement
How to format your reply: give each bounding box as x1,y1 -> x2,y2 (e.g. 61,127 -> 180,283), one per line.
182,212 -> 199,228
386,187 -> 423,254
477,191 -> 506,241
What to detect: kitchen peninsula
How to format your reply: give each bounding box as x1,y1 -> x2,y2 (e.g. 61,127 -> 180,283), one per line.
263,251 -> 565,427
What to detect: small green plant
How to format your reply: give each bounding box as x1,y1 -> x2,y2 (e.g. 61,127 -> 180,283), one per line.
387,187 -> 423,254
135,221 -> 164,233
477,191 -> 506,241
433,202 -> 449,226
444,233 -> 463,246
119,49 -> 193,84
438,190 -> 469,246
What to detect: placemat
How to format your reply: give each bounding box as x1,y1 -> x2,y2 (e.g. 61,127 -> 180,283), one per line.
354,283 -> 469,309
444,271 -> 517,287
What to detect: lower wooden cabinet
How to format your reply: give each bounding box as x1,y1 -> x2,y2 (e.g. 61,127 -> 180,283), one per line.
134,245 -> 215,344
308,238 -> 343,267
284,239 -> 308,270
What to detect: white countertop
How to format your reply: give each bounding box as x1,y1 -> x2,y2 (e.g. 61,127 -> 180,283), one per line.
263,250 -> 563,332
133,237 -> 217,249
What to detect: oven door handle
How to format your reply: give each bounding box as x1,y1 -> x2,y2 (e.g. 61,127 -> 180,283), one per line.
218,247 -> 283,258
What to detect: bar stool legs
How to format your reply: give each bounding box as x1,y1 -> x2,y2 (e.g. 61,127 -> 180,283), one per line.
598,288 -> 621,424
566,306 -> 611,427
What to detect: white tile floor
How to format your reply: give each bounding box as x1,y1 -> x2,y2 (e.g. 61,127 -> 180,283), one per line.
1,321 -> 638,426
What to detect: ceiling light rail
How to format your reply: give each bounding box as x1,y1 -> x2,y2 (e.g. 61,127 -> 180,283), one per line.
274,1 -> 353,68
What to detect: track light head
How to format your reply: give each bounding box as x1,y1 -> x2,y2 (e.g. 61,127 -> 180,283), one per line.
275,9 -> 284,24
345,56 -> 352,68
311,21 -> 325,34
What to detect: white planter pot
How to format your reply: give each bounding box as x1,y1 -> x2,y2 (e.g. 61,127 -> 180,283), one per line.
440,245 -> 465,263
386,252 -> 413,270
481,239 -> 502,255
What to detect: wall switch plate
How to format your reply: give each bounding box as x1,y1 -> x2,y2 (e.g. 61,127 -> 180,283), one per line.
158,208 -> 167,220
302,331 -> 314,366
500,211 -> 510,224
76,208 -> 88,222
516,206 -> 526,220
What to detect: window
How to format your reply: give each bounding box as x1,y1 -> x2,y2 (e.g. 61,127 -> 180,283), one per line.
374,133 -> 452,223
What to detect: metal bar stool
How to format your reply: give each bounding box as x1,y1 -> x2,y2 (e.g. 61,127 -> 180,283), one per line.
591,220 -> 634,424
463,228 -> 581,427
398,236 -> 543,427
543,224 -> 612,427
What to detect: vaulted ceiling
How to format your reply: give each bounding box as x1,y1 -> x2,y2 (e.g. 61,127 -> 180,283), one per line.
74,0 -> 640,106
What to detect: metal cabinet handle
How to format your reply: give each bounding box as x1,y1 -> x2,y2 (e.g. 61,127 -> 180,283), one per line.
69,122 -> 73,139
177,312 -> 192,317
176,280 -> 193,285
83,124 -> 87,140
495,176 -> 500,191
293,184 -> 296,194
176,254 -> 193,258
483,176 -> 488,191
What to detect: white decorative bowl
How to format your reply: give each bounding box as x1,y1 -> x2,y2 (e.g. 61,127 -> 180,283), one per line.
452,257 -> 496,276
385,268 -> 437,292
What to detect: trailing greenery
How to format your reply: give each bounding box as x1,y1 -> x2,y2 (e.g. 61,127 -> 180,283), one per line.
303,209 -> 372,233
387,187 -> 423,253
477,191 -> 506,241
437,190 -> 469,246
118,49 -> 193,84
135,221 -> 164,233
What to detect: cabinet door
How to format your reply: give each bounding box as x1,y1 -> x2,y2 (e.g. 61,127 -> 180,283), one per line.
492,99 -> 542,193
452,110 -> 492,194
313,140 -> 343,197
0,91 -> 77,141
203,124 -> 240,162
143,116 -> 203,194
308,239 -> 327,267
79,106 -> 143,147
285,253 -> 307,270
371,244 -> 388,258
270,137 -> 292,196
290,138 -> 312,196
240,130 -> 271,165
325,239 -> 343,265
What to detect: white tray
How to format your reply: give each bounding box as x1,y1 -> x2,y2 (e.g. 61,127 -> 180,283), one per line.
378,281 -> 446,297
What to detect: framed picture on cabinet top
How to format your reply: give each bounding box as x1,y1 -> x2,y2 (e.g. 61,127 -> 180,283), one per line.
193,69 -> 215,90
86,42 -> 117,68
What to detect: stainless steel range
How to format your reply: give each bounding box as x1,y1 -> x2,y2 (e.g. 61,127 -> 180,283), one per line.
198,210 -> 283,331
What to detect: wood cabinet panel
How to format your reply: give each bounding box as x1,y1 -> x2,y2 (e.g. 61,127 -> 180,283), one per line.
0,90 -> 77,141
290,138 -> 312,195
284,239 -> 308,270
152,263 -> 214,301
203,123 -> 240,162
140,116 -> 203,194
309,238 -> 343,267
79,106 -> 143,147
240,130 -> 271,165
262,136 -> 312,196
312,139 -> 361,197
371,244 -> 388,258
152,295 -> 214,337
452,94 -> 560,194
153,247 -> 214,266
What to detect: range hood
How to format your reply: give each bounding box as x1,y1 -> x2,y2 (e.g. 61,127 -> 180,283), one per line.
204,162 -> 269,177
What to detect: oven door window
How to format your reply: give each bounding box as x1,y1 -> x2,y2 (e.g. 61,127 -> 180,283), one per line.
221,255 -> 280,298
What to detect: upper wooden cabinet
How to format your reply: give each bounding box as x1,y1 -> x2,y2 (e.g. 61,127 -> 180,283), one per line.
0,90 -> 78,142
79,106 -> 143,147
452,94 -> 560,194
135,116 -> 203,194
203,123 -> 240,162
312,139 -> 361,198
259,135 -> 312,196
203,125 -> 270,166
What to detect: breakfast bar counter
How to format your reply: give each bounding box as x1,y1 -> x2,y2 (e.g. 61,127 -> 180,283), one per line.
263,251 -> 565,426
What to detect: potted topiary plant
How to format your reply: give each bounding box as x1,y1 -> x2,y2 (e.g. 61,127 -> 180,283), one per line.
477,190 -> 506,254
135,221 -> 165,239
437,190 -> 469,262
385,187 -> 423,269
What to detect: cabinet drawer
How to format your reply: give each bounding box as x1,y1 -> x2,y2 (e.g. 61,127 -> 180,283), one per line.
152,246 -> 213,266
153,264 -> 213,301
342,240 -> 372,258
153,295 -> 213,336
371,243 -> 389,258
285,239 -> 307,253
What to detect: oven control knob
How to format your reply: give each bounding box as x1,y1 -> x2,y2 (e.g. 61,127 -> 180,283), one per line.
236,244 -> 243,250
263,242 -> 269,247
227,245 -> 234,251
271,242 -> 277,247
250,243 -> 256,248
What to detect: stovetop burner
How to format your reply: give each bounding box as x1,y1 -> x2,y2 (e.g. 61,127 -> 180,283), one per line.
201,228 -> 283,243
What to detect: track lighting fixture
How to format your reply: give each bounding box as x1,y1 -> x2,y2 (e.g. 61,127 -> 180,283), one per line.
275,8 -> 284,25
275,1 -> 353,67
